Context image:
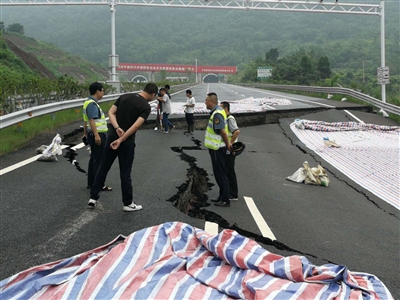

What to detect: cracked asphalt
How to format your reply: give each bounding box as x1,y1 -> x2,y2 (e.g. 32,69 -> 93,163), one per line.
0,84 -> 399,297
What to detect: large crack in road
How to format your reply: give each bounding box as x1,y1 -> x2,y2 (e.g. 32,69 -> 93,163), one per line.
168,136 -> 336,264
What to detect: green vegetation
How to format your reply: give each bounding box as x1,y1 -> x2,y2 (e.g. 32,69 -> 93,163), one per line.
229,47 -> 399,107
0,102 -> 113,156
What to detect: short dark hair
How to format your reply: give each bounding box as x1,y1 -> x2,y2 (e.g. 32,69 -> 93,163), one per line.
143,83 -> 158,94
89,82 -> 103,95
159,87 -> 166,92
220,101 -> 230,112
186,89 -> 192,95
164,84 -> 170,90
207,92 -> 218,103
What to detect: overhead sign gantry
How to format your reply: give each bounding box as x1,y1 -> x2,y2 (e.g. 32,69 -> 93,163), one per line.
1,0 -> 388,104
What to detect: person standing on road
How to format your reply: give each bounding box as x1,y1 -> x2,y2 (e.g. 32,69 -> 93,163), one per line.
158,87 -> 175,133
221,101 -> 240,201
204,93 -> 232,207
82,82 -> 112,192
88,83 -> 158,212
184,89 -> 195,134
164,84 -> 171,100
154,85 -> 171,131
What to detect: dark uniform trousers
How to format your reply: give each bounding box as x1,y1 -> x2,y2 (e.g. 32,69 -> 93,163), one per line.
87,132 -> 107,188
209,147 -> 230,204
90,135 -> 135,206
225,153 -> 238,199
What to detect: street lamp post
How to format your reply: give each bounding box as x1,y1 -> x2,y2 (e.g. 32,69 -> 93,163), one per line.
195,59 -> 198,83
380,0 -> 386,103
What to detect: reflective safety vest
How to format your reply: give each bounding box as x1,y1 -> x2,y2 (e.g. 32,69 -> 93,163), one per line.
204,107 -> 228,150
83,99 -> 108,133
227,115 -> 238,143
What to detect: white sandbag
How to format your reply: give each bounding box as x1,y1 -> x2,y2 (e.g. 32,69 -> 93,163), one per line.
37,134 -> 62,162
294,119 -> 305,130
286,167 -> 307,183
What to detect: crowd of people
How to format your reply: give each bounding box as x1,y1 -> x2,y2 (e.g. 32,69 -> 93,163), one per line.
83,82 -> 241,212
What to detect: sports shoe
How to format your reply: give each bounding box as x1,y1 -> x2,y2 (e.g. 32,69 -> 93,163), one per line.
123,203 -> 143,212
214,201 -> 230,207
164,131 -> 169,134
170,126 -> 175,131
88,199 -> 97,208
229,197 -> 239,201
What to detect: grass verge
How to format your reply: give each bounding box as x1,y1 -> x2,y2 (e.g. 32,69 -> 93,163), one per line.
0,102 -> 113,156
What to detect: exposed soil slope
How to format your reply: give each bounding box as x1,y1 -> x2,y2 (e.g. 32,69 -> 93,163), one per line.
4,37 -> 56,79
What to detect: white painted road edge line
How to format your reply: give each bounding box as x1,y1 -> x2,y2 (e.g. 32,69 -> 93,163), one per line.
204,221 -> 219,235
244,196 -> 276,241
0,142 -> 86,176
344,110 -> 365,124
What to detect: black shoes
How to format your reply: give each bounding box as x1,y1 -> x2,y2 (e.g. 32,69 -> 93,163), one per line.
210,198 -> 220,202
214,201 -> 230,207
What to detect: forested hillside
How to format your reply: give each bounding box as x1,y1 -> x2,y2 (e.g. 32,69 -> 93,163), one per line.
1,0 -> 399,104
1,1 -> 398,72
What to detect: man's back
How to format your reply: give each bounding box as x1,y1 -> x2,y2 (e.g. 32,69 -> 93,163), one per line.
109,93 -> 151,140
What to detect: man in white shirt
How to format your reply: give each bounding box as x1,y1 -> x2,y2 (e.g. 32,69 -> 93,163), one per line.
184,89 -> 195,134
158,88 -> 174,133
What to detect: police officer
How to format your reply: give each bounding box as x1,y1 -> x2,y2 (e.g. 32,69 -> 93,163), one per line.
83,82 -> 111,191
221,101 -> 240,201
204,93 -> 232,207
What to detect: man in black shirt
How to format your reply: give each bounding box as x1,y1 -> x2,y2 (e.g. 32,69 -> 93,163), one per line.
88,83 -> 158,212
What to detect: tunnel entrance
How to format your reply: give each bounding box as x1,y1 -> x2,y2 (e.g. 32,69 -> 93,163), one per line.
202,73 -> 219,83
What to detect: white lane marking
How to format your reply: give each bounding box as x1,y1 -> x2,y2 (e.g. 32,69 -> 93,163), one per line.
0,143 -> 86,176
344,110 -> 364,124
244,196 -> 276,240
237,85 -> 335,108
264,105 -> 276,110
241,94 -> 245,97
205,221 -> 219,235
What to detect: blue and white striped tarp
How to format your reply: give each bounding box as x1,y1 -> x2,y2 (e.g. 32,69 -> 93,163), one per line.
291,120 -> 400,209
0,222 -> 393,299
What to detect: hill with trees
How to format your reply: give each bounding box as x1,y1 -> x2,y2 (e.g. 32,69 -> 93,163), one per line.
1,1 -> 399,104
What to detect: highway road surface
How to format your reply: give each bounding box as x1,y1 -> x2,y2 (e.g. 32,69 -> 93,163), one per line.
1,83 -> 399,297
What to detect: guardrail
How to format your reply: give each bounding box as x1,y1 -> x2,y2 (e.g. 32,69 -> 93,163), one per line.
0,94 -> 123,130
0,83 -> 197,130
238,83 -> 400,116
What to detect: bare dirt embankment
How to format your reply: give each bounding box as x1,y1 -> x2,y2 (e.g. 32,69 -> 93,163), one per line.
4,37 -> 56,79
4,34 -> 108,81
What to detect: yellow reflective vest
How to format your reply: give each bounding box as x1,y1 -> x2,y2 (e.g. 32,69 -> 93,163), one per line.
83,99 -> 108,133
204,107 -> 228,150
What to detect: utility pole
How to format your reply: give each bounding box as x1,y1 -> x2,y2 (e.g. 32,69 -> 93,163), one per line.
108,0 -> 120,93
195,59 -> 198,83
363,60 -> 365,83
380,0 -> 386,103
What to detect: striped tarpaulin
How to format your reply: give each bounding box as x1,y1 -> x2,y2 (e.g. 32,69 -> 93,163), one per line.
291,120 -> 400,209
0,222 -> 393,299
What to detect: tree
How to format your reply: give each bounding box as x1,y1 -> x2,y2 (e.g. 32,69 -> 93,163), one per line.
317,56 -> 332,79
6,23 -> 25,35
299,55 -> 314,85
0,22 -> 5,33
160,69 -> 167,81
265,48 -> 279,65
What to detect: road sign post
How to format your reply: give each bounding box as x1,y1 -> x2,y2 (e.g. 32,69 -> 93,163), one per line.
377,66 -> 390,85
257,67 -> 272,80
